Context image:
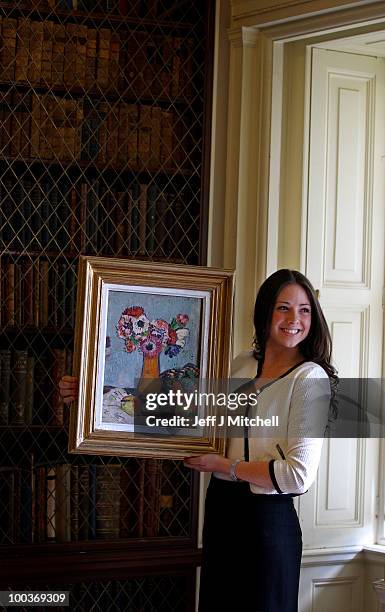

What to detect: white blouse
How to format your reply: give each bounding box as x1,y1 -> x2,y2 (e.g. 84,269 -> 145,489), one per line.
214,354 -> 331,495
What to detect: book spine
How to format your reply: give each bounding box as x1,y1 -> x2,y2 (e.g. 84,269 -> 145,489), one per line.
15,17 -> 31,82
52,23 -> 66,86
18,92 -> 31,157
78,465 -> 90,540
159,460 -> 175,535
10,349 -> 28,425
46,466 -> 56,542
0,349 -> 11,425
127,104 -> 138,168
95,465 -> 121,539
2,92 -> 13,159
55,464 -> 71,542
39,260 -> 49,328
65,264 -> 76,328
10,91 -> 23,157
114,191 -> 126,256
96,101 -> 108,163
33,259 -> 40,327
1,18 -> 17,81
13,262 -> 22,327
30,94 -> 41,157
5,261 -> 15,326
106,104 -> 118,165
70,465 -> 79,541
136,461 -> 145,537
161,36 -> 173,96
85,28 -> 97,90
150,106 -> 161,169
76,25 -> 88,88
64,23 -> 77,87
154,191 -> 168,257
89,465 -> 96,539
24,355 -> 35,426
138,105 -> 151,168
160,110 -> 173,169
129,181 -> 141,253
33,355 -> 48,426
146,183 -> 158,255
23,259 -> 34,327
139,183 -> 148,256
143,458 -> 161,536
96,28 -> 111,90
29,21 -> 44,84
41,21 -> 54,84
18,463 -> 34,544
119,462 -> 132,538
108,31 -> 120,92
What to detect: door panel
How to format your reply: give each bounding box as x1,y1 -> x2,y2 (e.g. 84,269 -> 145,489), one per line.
300,47 -> 384,548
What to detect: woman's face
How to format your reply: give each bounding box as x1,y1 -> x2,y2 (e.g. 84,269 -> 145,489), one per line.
266,283 -> 312,352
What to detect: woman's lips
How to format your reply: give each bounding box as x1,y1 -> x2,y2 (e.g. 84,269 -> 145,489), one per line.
280,328 -> 301,335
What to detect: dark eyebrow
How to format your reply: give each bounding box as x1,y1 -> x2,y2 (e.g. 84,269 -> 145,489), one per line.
276,301 -> 311,306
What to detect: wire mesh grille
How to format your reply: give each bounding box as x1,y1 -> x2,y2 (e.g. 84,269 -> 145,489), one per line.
0,0 -> 210,602
5,574 -> 194,611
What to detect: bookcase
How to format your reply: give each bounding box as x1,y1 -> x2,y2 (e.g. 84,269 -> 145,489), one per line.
0,0 -> 214,609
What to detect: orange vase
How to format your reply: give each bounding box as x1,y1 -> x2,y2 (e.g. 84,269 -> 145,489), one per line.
137,354 -> 161,394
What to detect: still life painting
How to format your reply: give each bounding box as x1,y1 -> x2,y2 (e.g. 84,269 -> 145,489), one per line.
69,256 -> 234,458
101,290 -> 202,428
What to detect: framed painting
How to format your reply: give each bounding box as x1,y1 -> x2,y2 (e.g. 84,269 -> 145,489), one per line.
68,257 -> 234,458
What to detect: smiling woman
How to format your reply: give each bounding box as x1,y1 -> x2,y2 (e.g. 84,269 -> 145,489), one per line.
184,268 -> 338,612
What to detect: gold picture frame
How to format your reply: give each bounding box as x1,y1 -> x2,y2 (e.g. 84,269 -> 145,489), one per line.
68,257 -> 234,458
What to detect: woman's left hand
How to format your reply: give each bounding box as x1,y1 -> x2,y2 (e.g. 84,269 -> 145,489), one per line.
184,454 -> 231,474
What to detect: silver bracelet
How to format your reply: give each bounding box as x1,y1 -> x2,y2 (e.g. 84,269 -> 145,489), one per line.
230,459 -> 243,482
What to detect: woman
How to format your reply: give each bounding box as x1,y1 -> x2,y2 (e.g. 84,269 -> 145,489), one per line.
184,269 -> 337,612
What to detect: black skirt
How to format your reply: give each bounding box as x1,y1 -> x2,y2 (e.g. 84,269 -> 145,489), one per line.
198,476 -> 302,612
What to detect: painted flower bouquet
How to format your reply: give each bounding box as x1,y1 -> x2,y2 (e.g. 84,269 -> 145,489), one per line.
116,306 -> 190,360
114,305 -> 192,412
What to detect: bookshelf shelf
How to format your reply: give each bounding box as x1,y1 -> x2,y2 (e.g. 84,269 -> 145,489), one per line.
0,540 -> 202,587
0,0 -> 213,607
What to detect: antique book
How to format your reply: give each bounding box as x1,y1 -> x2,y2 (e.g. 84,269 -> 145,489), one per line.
24,355 -> 35,425
10,349 -> 28,425
95,465 -> 121,539
0,349 -> 11,425
15,17 -> 31,82
55,464 -> 71,542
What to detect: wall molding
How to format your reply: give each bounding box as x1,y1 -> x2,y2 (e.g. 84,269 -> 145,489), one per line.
301,545 -> 385,567
231,0 -> 385,29
302,546 -> 363,567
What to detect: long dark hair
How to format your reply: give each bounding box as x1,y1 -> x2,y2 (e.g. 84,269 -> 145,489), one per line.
253,269 -> 338,394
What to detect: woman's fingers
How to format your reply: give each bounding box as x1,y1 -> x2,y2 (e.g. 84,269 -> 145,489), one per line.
59,375 -> 79,403
183,454 -> 218,472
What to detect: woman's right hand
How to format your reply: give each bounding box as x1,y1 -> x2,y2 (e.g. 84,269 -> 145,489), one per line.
59,375 -> 79,404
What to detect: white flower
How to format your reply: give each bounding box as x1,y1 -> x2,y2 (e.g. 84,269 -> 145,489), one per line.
175,328 -> 189,347
132,314 -> 149,336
